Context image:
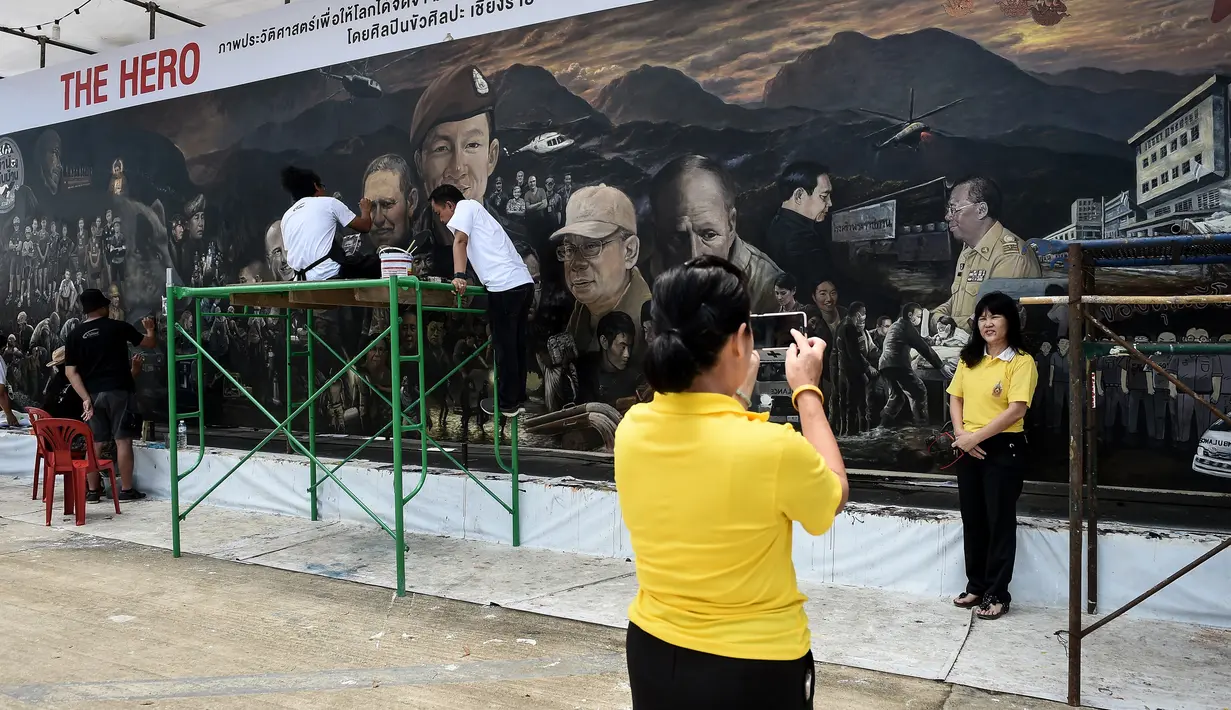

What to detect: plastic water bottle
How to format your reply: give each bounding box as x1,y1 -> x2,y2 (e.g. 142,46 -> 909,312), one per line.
177,421 -> 187,449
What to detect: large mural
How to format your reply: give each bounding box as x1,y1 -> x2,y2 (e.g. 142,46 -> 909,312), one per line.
1,0 -> 1230,494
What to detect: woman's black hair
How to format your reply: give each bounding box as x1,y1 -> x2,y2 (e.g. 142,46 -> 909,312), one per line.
644,255 -> 751,393
960,291 -> 1026,368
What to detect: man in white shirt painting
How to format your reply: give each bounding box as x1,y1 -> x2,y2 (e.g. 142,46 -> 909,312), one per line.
279,166 -> 378,281
430,184 -> 534,417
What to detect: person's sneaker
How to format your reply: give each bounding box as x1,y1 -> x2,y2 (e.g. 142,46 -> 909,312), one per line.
480,398 -> 524,418
117,489 -> 147,501
85,488 -> 102,504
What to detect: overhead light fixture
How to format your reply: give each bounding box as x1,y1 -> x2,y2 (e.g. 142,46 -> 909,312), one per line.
52,22 -> 60,40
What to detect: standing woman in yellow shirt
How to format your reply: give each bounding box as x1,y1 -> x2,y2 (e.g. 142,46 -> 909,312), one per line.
615,255 -> 849,710
947,291 -> 1038,620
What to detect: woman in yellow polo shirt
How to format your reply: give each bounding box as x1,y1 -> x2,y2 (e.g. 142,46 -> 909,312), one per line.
615,255 -> 849,710
947,291 -> 1038,620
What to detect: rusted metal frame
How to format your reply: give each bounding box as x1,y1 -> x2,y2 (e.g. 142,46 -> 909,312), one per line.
1083,315 -> 1231,430
1065,242 -> 1087,708
1020,294 -> 1231,305
1080,537 -> 1231,638
1083,268 -> 1099,616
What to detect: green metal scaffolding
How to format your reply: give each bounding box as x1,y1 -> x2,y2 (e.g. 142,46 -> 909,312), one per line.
165,275 -> 521,596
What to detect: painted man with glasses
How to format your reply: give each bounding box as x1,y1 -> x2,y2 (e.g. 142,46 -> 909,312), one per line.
552,185 -> 651,361
933,176 -> 1040,331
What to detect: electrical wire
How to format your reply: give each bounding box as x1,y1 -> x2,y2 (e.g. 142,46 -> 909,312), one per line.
2,0 -> 97,34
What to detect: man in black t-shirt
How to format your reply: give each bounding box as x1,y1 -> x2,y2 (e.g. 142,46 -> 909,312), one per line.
64,288 -> 157,502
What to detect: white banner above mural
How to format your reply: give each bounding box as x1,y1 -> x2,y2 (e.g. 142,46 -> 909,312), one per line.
0,0 -> 651,136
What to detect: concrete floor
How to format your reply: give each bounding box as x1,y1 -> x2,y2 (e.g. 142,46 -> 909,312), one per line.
0,516 -> 1078,709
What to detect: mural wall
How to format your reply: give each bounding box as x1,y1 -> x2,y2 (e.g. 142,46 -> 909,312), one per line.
2,0 -> 1230,493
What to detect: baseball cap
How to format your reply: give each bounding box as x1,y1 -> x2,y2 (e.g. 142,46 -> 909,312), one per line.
80,288 -> 110,312
549,185 -> 637,242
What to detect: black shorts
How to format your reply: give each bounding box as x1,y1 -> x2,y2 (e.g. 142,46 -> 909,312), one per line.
626,622 -> 815,710
90,390 -> 141,442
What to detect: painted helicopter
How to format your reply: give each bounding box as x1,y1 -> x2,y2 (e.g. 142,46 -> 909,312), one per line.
511,132 -> 575,155
320,56 -> 405,101
858,88 -> 966,150
502,117 -> 589,156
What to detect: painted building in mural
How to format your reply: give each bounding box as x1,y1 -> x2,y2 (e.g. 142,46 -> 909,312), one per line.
0,0 -> 1229,493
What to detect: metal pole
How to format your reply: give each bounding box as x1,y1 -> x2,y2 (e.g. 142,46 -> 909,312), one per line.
119,0 -> 204,28
1021,294 -> 1231,306
39,37 -> 46,68
1082,537 -> 1231,637
511,416 -> 521,547
389,279 -> 406,597
167,278 -> 181,558
1066,241 -> 1086,708
1085,351 -> 1098,615
194,298 -> 205,459
0,27 -> 96,55
149,2 -> 156,39
306,309 -> 318,521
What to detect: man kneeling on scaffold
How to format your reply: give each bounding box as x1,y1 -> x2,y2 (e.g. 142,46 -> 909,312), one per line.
279,165 -> 380,281
430,183 -> 534,419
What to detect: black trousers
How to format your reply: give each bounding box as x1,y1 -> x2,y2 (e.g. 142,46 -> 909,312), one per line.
626,622 -> 815,710
956,431 -> 1026,603
485,283 -> 532,410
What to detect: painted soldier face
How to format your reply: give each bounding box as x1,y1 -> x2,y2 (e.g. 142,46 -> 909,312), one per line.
853,308 -> 868,329
1040,342 -> 1052,356
1185,328 -> 1210,343
512,185 -> 522,200
1158,332 -> 1177,344
528,176 -> 537,190
908,307 -> 923,328
417,114 -> 499,201
516,171 -> 525,187
1058,338 -> 1070,356
877,317 -> 892,336
493,177 -> 503,193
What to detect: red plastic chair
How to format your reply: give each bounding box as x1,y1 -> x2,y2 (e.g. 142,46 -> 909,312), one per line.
26,407 -> 50,500
34,418 -> 120,526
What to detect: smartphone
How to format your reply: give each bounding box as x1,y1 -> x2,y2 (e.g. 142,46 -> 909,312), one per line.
751,311 -> 808,360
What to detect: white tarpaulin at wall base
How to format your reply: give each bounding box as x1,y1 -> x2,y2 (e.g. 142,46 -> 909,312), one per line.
0,0 -> 651,136
6,431 -> 1223,630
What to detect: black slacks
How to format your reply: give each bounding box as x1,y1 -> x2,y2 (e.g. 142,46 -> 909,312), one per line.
956,432 -> 1026,603
485,283 -> 532,411
626,622 -> 815,710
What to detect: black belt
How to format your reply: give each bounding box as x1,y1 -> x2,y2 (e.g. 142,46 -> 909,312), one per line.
293,253 -> 335,281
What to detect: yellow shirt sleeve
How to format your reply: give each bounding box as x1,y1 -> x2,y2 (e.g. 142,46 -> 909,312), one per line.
946,360 -> 967,398
1008,351 -> 1039,405
774,425 -> 842,536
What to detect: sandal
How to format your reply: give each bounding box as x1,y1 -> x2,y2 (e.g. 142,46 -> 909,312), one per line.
953,592 -> 982,608
976,596 -> 1010,619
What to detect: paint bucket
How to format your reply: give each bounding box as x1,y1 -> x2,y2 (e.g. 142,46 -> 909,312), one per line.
378,247 -> 413,277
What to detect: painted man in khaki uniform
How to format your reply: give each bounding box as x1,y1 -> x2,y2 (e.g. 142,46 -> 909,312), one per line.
933,176 -> 1041,331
